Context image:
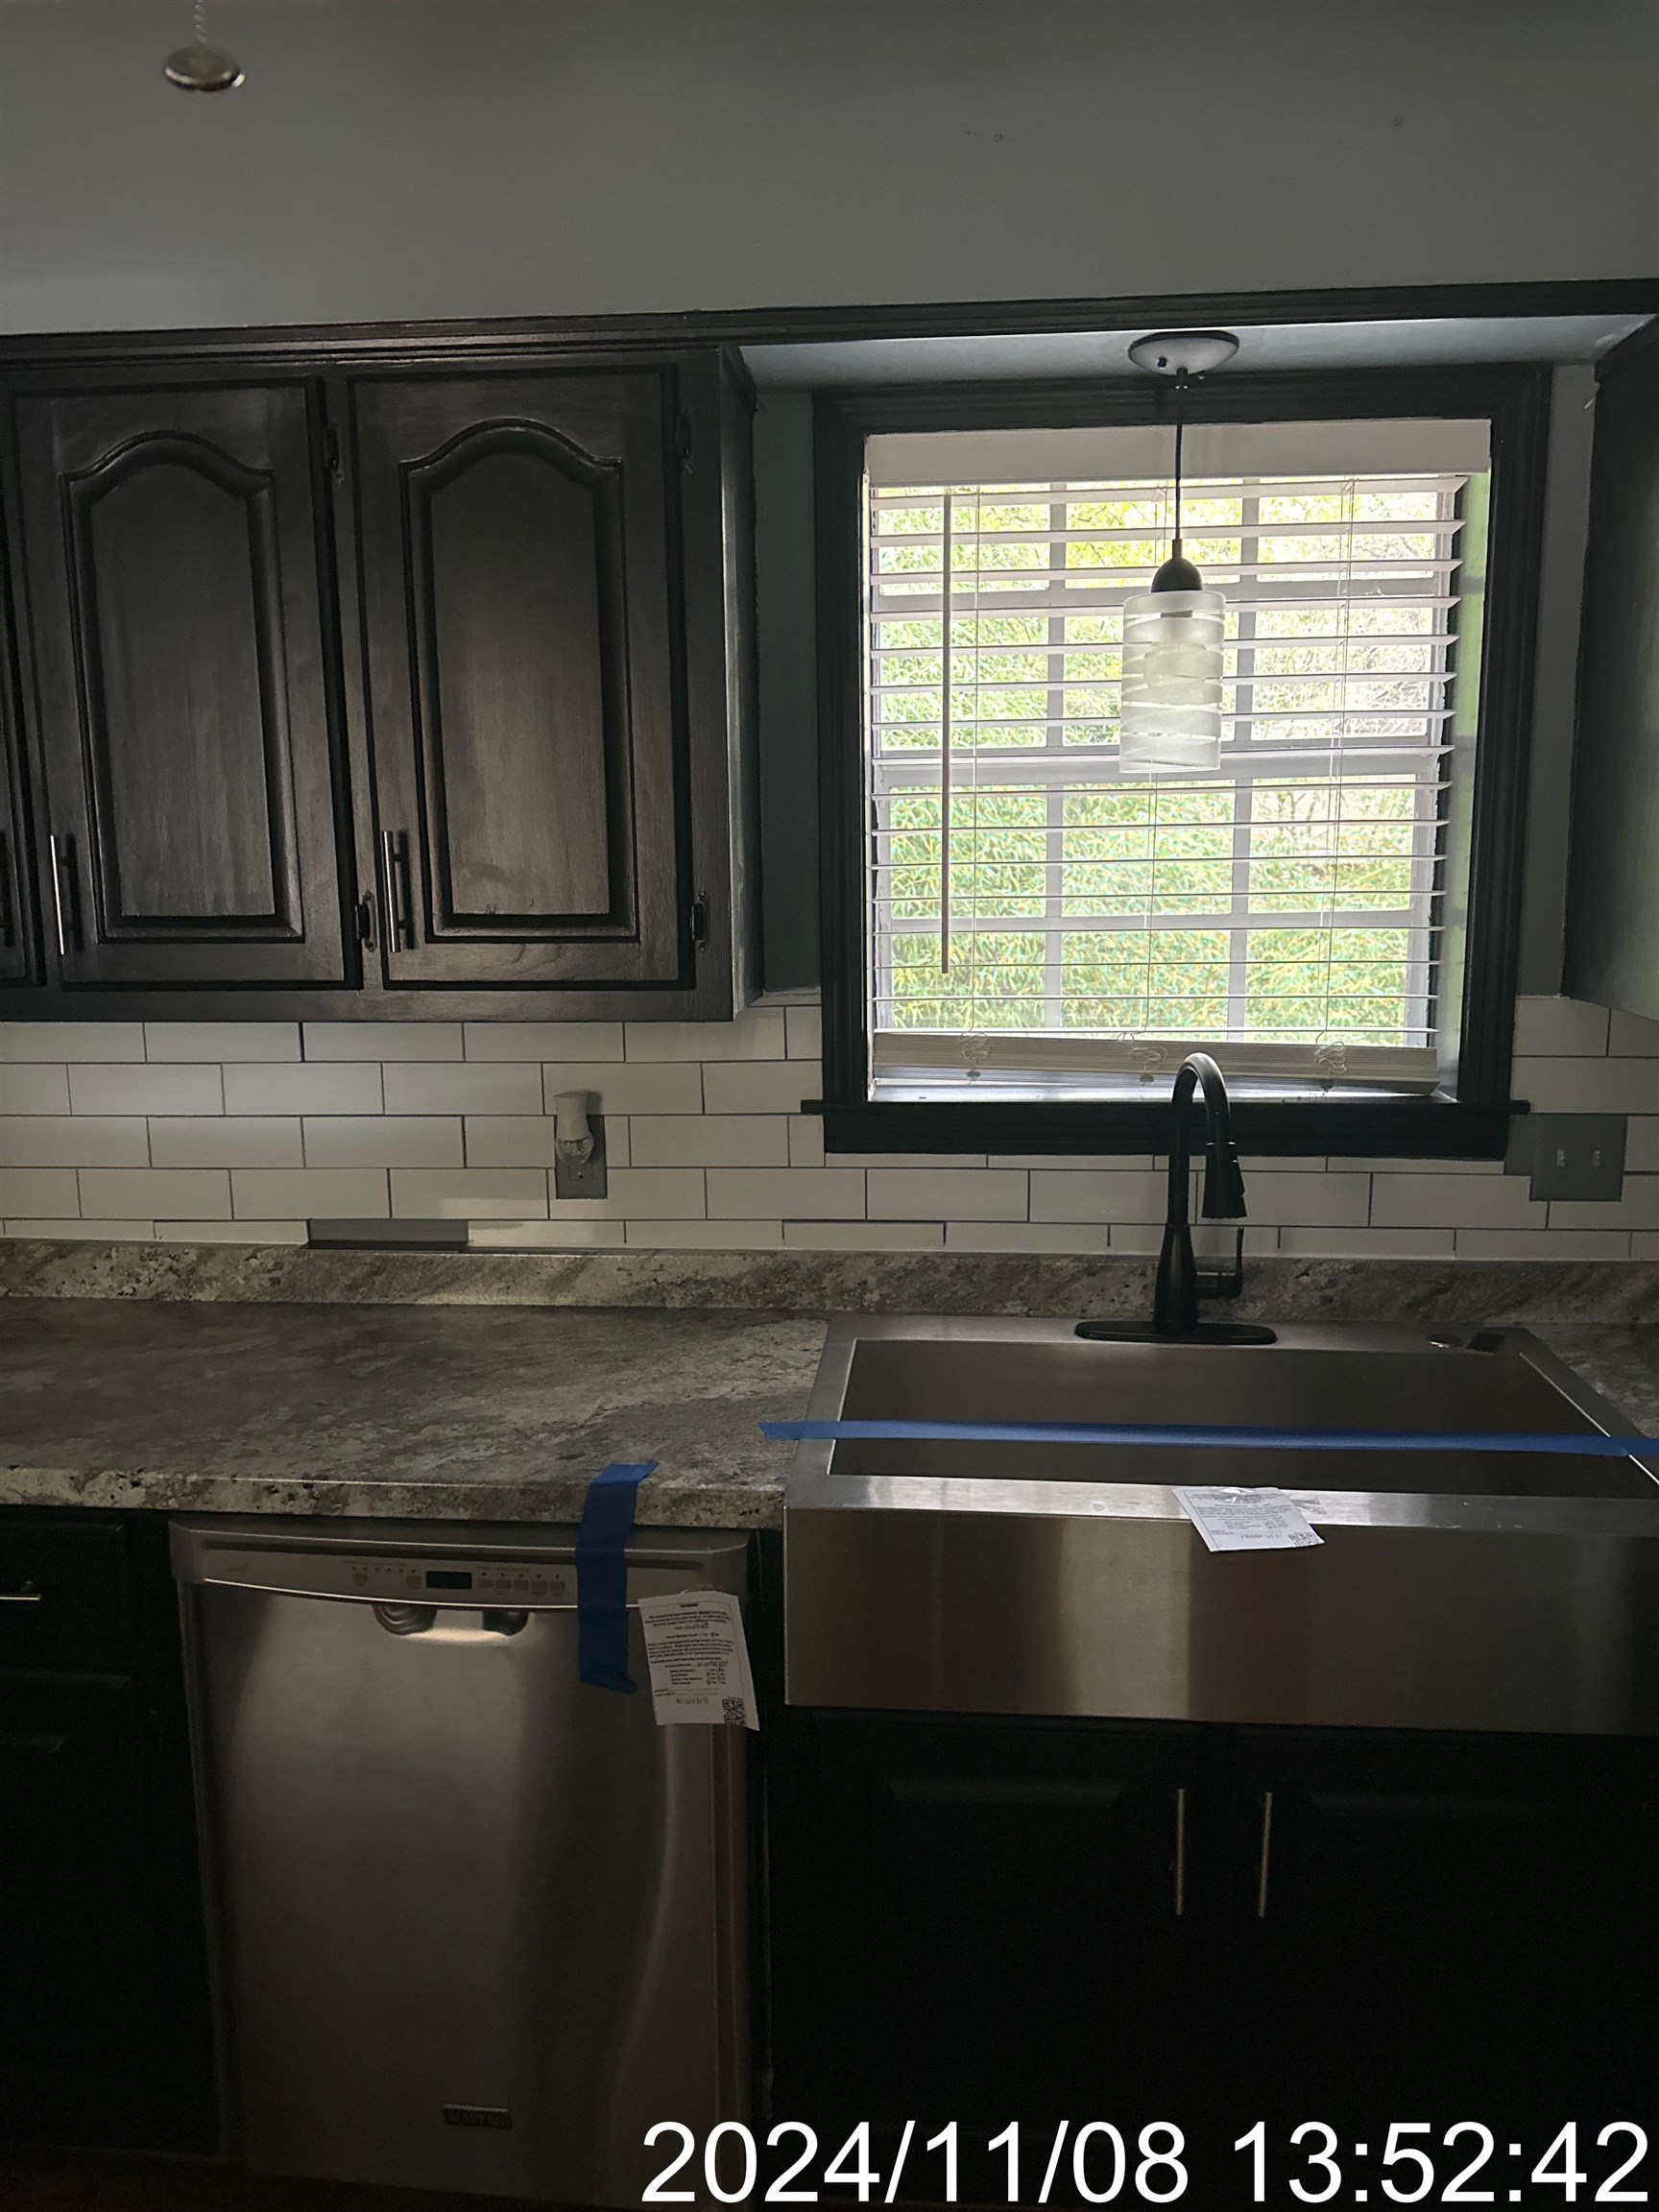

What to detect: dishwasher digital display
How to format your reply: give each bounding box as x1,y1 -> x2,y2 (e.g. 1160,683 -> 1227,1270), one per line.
424,1570 -> 474,1591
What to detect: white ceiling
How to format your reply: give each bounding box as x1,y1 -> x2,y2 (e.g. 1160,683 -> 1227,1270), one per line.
743,313 -> 1649,390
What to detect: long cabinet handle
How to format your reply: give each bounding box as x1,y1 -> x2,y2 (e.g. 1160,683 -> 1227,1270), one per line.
380,829 -> 413,950
0,1582 -> 44,1604
1173,1786 -> 1187,1917
1256,1789 -> 1275,1919
48,833 -> 82,957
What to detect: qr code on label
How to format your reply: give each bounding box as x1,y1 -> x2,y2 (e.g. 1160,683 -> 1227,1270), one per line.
721,1697 -> 747,1727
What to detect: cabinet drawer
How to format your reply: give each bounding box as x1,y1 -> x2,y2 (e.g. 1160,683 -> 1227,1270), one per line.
0,1519 -> 137,1658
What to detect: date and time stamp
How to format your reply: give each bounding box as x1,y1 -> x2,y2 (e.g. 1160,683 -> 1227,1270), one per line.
643,2119 -> 1656,2205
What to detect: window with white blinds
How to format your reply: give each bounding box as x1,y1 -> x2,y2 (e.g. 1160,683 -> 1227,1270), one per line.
862,419 -> 1490,1094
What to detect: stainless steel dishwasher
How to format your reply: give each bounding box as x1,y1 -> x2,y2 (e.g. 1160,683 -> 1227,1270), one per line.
172,1516 -> 751,2204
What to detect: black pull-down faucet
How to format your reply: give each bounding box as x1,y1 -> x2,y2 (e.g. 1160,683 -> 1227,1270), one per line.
1077,1051 -> 1276,1346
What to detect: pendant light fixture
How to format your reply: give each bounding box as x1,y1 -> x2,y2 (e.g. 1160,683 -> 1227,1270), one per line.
164,0 -> 243,91
1118,329 -> 1239,776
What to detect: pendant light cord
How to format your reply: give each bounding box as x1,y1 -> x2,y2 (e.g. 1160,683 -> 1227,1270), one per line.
1171,371 -> 1188,561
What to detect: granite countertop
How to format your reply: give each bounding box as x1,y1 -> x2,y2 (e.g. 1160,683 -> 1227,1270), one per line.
0,1295 -> 1652,1534
0,1300 -> 827,1528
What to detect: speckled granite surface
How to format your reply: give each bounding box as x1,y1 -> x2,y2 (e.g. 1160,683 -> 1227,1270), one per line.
2,1238 -> 1657,1324
0,1301 -> 825,1528
0,1284 -> 1652,1531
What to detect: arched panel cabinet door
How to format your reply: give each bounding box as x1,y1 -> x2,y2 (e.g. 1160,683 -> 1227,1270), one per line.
350,370 -> 691,989
11,381 -> 349,988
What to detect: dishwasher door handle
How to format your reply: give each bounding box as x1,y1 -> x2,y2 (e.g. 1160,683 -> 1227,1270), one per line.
372,1603 -> 529,1639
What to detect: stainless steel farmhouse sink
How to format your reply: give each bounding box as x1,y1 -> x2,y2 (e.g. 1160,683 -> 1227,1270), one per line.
782,1318 -> 1659,1735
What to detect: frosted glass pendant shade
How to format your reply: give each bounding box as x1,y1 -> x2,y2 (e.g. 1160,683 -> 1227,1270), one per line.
1119,588 -> 1225,775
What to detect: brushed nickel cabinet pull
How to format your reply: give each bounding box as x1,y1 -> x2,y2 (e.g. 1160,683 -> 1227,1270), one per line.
1173,1786 -> 1187,1917
380,830 -> 413,949
48,833 -> 81,956
0,1582 -> 44,1604
1256,1789 -> 1275,1919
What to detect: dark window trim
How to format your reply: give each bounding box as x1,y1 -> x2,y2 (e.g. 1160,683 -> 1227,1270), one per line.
813,363 -> 1553,1159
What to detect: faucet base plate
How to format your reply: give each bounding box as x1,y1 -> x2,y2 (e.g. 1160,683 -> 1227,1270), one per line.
1074,1321 -> 1279,1347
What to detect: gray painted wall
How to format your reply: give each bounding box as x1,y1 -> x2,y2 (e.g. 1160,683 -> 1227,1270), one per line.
1,0 -> 1655,335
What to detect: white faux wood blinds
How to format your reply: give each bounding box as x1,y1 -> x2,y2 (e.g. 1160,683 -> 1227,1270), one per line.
862,421 -> 1490,1088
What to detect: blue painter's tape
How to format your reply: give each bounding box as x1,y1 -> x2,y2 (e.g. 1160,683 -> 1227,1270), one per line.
760,1418 -> 1659,1460
576,1460 -> 657,1693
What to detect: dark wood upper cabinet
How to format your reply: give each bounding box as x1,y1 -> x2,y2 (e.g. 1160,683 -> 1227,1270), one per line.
1566,326 -> 1659,1020
352,369 -> 688,989
9,379 -> 349,989
0,627 -> 30,986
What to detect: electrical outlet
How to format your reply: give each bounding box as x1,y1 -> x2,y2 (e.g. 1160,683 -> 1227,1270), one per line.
1515,1114 -> 1627,1203
552,1113 -> 608,1201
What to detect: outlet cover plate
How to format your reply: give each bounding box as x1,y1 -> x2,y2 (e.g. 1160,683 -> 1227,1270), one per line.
1514,1113 -> 1628,1203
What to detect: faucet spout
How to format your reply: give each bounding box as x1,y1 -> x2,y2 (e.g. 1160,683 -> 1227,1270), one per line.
1153,1052 -> 1248,1335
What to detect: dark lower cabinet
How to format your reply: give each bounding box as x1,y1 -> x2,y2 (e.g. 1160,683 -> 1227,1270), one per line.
771,1713 -> 1659,2204
0,1511 -> 215,2154
10,379 -> 349,990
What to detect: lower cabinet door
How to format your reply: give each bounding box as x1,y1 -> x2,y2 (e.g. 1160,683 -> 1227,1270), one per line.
0,1670 -> 215,2152
776,1714 -> 1201,2197
1220,1727 -> 1659,2141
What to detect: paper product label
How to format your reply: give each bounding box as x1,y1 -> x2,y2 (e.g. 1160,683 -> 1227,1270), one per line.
1175,1485 -> 1323,1552
636,1591 -> 759,1729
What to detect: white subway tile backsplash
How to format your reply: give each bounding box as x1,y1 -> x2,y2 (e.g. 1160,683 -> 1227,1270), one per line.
156,1220 -> 309,1246
69,1063 -> 223,1117
304,1117 -> 464,1169
1609,1008 -> 1659,1057
5,1217 -> 155,1240
0,1023 -> 144,1062
783,1220 -> 944,1251
623,1219 -> 784,1249
391,1167 -> 548,1219
464,1022 -> 623,1062
382,1062 -> 540,1116
0,1167 -> 80,1214
227,1062 -> 383,1116
627,1010 -> 784,1062
945,1221 -> 1103,1253
1277,1226 -> 1456,1258
1108,1223 -> 1280,1255
0,1066 -> 69,1115
146,1022 -> 300,1063
304,1022 -> 463,1061
706,1168 -> 864,1219
700,1061 -> 816,1115
867,1168 -> 1027,1221
231,1167 -> 390,1219
0,1117 -> 148,1166
1512,997 -> 1610,1057
150,1118 -> 303,1168
785,1006 -> 823,1061
465,1118 -> 554,1168
1030,1169 -> 1166,1224
79,1168 -> 231,1220
1511,1056 -> 1659,1115
542,1062 -> 702,1115
629,1116 -> 790,1167
546,1168 -> 708,1220
3,990 -> 1654,1262
1549,1176 -> 1659,1233
1454,1228 -> 1634,1259
1370,1173 -> 1549,1230
468,1220 -> 627,1249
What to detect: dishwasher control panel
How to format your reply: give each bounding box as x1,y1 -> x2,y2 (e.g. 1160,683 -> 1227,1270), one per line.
188,1547 -> 577,1605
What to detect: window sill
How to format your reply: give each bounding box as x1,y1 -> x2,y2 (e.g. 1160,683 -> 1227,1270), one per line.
815,1094 -> 1524,1160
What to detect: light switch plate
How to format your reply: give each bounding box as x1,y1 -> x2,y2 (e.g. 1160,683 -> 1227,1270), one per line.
1510,1114 -> 1628,1203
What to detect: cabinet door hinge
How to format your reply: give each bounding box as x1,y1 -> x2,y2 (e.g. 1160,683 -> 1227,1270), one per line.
355,891 -> 376,950
323,423 -> 345,484
675,415 -> 694,468
688,893 -> 709,949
